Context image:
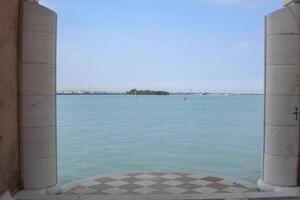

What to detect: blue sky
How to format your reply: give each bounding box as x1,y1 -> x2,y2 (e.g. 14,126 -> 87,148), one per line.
41,0 -> 282,93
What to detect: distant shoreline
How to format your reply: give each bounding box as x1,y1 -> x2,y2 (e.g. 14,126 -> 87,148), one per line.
57,92 -> 263,96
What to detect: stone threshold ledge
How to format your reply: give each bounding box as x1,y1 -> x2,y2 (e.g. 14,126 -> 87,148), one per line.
12,192 -> 300,200
12,172 -> 300,199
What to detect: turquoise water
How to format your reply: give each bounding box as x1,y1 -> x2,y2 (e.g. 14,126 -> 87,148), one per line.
57,95 -> 263,184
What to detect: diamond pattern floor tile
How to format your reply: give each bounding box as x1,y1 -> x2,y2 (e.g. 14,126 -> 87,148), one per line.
134,180 -> 156,187
163,186 -> 188,194
162,180 -> 184,186
193,186 -> 219,194
62,172 -> 259,195
80,180 -> 101,187
106,180 -> 128,187
223,186 -> 249,193
133,187 -> 157,194
102,187 -> 128,195
161,174 -> 181,179
190,179 -> 211,186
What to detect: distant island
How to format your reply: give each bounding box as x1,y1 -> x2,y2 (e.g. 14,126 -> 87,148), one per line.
57,90 -> 262,96
126,89 -> 170,95
57,91 -> 124,95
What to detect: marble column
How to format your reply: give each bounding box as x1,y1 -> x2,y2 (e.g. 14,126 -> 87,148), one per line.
20,0 -> 57,190
258,0 -> 300,192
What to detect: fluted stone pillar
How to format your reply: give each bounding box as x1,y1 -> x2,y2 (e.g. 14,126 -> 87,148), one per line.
20,0 -> 57,191
258,0 -> 300,192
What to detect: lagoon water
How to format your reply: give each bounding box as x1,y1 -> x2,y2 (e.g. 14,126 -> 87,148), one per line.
57,95 -> 263,184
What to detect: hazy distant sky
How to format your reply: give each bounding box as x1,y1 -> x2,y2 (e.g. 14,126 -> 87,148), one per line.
40,0 -> 282,93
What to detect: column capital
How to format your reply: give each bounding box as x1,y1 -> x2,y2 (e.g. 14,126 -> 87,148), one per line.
24,0 -> 39,3
283,0 -> 300,6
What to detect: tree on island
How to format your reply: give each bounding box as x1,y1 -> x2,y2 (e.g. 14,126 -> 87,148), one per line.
126,89 -> 169,95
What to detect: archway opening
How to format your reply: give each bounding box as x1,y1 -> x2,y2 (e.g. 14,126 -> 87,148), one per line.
39,0 -> 281,187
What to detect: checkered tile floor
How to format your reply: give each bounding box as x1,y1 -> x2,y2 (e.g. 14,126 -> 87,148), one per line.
62,172 -> 259,195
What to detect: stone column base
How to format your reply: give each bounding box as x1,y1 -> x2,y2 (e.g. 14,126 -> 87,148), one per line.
257,179 -> 300,193
13,184 -> 61,199
0,192 -> 15,200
